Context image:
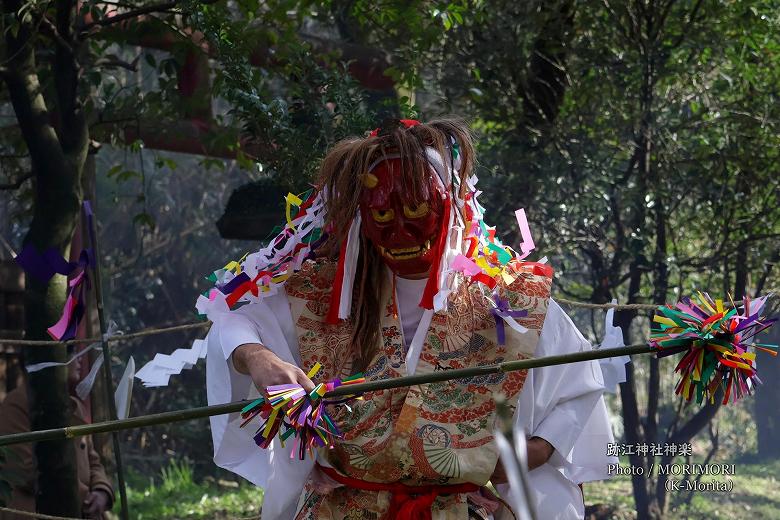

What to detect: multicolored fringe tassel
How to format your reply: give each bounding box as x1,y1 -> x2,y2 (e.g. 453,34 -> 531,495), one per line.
239,363 -> 365,460
650,292 -> 778,405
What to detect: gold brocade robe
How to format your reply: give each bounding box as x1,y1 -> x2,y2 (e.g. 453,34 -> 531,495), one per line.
284,259 -> 553,519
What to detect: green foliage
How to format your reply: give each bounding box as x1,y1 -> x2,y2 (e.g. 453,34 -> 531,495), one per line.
185,0 -> 379,189
128,459 -> 264,519
159,459 -> 194,493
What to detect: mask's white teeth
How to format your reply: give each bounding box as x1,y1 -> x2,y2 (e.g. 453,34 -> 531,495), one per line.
379,237 -> 434,261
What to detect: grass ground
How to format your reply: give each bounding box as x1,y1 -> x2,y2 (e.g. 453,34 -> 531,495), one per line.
128,458 -> 780,519
127,460 -> 263,519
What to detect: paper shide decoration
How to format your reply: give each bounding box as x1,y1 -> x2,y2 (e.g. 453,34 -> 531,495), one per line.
196,188 -> 326,317
197,178 -> 545,346
239,363 -> 365,460
14,201 -> 97,341
650,292 -> 778,405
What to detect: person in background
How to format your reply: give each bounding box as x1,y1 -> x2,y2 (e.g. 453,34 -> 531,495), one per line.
0,347 -> 114,520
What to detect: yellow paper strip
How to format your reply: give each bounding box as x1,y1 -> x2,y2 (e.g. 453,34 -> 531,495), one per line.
653,316 -> 678,327
307,362 -> 323,379
285,193 -> 303,231
263,408 -> 279,438
696,291 -> 717,314
501,270 -> 516,286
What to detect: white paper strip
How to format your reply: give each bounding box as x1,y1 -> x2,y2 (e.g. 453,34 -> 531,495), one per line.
597,299 -> 632,394
75,353 -> 104,401
135,338 -> 208,388
115,357 -> 135,419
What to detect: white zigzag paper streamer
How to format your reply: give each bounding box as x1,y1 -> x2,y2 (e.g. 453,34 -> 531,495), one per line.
135,338 -> 207,387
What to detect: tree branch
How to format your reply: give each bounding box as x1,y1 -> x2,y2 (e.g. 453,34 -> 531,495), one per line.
1,0 -> 66,173
54,0 -> 87,155
78,1 -> 179,34
667,0 -> 705,50
0,172 -> 32,189
39,16 -> 74,56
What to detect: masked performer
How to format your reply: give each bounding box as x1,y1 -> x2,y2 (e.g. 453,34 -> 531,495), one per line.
202,119 -> 616,519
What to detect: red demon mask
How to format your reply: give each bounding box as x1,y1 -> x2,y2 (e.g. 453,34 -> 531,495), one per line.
359,158 -> 445,276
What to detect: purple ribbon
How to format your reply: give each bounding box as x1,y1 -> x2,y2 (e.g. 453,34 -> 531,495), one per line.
219,271 -> 251,294
491,294 -> 528,345
14,201 -> 96,341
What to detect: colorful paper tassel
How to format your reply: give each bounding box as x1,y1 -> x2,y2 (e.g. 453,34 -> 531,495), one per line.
240,364 -> 365,460
650,292 -> 778,405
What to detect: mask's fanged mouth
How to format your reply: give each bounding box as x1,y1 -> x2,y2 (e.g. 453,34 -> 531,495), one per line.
379,239 -> 432,260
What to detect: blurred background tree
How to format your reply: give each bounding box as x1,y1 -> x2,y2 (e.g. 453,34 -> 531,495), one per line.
1,0 -> 778,519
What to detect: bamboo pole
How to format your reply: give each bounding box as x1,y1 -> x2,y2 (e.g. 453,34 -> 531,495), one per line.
89,209 -> 130,520
0,344 -> 659,448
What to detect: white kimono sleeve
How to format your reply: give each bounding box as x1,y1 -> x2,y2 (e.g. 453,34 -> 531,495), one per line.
500,299 -> 618,520
205,291 -> 313,520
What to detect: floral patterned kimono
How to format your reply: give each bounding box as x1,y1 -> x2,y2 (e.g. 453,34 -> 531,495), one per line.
281,259 -> 553,519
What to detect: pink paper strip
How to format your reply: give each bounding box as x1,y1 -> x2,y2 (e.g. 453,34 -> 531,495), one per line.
451,254 -> 482,276
514,208 -> 536,260
47,294 -> 78,340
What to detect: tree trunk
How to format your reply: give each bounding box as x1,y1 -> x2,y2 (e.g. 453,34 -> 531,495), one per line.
23,189 -> 82,517
756,315 -> 780,459
22,135 -> 84,517
2,0 -> 87,513
616,262 -> 652,520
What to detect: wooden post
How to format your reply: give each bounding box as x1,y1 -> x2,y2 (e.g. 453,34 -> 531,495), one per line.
0,260 -> 25,401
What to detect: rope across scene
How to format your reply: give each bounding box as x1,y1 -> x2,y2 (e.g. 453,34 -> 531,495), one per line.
0,298 -> 746,347
0,506 -> 85,520
0,321 -> 211,346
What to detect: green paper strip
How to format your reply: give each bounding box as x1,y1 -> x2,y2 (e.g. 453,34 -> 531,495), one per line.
281,426 -> 296,441
241,397 -> 265,414
488,243 -> 512,265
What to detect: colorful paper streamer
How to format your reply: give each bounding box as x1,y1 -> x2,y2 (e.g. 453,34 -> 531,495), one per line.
240,365 -> 365,460
649,292 -> 777,405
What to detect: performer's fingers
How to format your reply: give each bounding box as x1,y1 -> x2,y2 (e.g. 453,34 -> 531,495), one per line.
295,368 -> 316,392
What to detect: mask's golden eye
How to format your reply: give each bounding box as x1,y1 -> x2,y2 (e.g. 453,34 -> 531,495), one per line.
371,208 -> 395,223
362,173 -> 379,189
403,202 -> 429,219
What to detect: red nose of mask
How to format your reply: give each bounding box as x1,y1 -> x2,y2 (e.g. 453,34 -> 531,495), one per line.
359,158 -> 445,276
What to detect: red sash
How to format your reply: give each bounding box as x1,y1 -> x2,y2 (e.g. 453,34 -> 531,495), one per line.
317,464 -> 480,520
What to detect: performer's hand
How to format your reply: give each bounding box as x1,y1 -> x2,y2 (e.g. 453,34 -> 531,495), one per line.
490,436 -> 555,484
82,489 -> 110,519
526,436 -> 555,470
232,343 -> 315,393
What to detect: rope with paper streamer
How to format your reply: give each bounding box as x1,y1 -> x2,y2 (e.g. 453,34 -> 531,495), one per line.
650,292 -> 778,405
238,363 -> 365,460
